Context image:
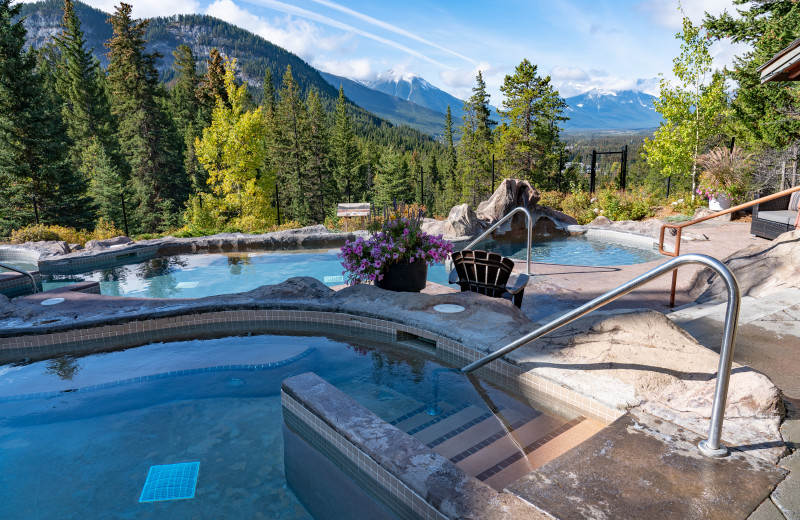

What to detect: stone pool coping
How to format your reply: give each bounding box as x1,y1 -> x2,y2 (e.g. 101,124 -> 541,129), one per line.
0,224 -> 367,275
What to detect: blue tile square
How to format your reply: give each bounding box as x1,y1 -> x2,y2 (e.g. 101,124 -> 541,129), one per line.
139,462 -> 200,503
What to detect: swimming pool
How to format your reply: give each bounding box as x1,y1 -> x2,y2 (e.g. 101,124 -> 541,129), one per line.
36,250 -> 450,298
472,234 -> 663,266
0,333 -> 587,519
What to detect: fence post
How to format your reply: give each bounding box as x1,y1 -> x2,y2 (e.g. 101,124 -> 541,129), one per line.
120,192 -> 129,237
491,154 -> 495,194
32,195 -> 40,225
666,176 -> 672,198
590,150 -> 597,194
275,183 -> 281,225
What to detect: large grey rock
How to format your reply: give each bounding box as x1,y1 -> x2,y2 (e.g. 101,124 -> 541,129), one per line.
84,236 -> 133,251
693,207 -> 732,222
476,178 -> 541,223
507,309 -> 786,462
444,203 -> 480,237
690,229 -> 800,302
17,241 -> 71,257
475,178 -> 577,236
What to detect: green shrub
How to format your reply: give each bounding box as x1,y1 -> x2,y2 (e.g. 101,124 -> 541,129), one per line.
10,220 -> 125,246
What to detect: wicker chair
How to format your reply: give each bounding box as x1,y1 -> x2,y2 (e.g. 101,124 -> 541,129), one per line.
751,191 -> 800,240
448,249 -> 529,308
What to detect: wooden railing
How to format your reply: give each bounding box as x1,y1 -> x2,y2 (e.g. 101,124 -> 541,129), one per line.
658,185 -> 800,306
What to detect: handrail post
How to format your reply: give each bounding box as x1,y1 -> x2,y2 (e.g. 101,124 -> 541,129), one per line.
463,206 -> 534,275
658,185 -> 800,306
459,253 -> 740,458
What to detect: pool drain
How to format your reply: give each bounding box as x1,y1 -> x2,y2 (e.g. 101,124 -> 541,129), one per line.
226,377 -> 245,388
139,462 -> 200,502
40,298 -> 65,306
433,304 -> 465,313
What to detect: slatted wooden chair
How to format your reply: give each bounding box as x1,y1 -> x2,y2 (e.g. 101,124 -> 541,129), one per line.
448,249 -> 529,308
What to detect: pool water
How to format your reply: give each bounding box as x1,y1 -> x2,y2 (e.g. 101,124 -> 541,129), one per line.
474,234 -> 663,266
0,334 -> 570,519
37,251 -> 450,299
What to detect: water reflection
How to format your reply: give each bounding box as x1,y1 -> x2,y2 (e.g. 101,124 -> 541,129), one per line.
45,356 -> 82,380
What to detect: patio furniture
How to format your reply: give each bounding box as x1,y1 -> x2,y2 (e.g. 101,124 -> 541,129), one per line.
448,249 -> 529,308
750,190 -> 800,240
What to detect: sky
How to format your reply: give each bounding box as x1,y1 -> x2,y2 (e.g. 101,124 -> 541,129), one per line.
19,0 -> 750,102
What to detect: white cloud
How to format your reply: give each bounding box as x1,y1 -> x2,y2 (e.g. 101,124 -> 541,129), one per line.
17,0 -> 202,18
314,57 -> 373,80
550,66 -> 590,82
205,0 -> 351,59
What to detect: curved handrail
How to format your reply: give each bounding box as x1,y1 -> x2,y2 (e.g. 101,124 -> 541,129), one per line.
0,262 -> 39,294
460,253 -> 740,458
659,185 -> 800,306
463,207 -> 533,275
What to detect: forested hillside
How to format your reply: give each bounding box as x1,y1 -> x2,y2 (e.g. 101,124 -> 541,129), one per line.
1,0 -> 663,242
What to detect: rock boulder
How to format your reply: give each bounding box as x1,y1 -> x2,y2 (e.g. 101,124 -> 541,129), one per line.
84,236 -> 133,251
506,309 -> 786,462
689,229 -> 800,301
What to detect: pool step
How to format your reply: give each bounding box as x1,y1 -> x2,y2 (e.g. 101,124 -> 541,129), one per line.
391,403 -> 603,491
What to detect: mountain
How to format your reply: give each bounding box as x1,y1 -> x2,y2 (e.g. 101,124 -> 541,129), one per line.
17,0 -> 439,152
363,70 -> 467,122
320,71 -> 447,136
563,89 -> 661,131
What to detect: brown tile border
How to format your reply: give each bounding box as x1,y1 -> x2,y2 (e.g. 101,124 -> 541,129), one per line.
0,308 -> 620,425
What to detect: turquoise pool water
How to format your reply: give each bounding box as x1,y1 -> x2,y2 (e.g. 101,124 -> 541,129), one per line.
0,333 -> 556,519
38,250 -> 450,299
474,234 -> 663,266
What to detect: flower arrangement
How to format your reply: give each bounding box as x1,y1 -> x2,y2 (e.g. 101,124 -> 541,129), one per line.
695,146 -> 753,203
339,212 -> 453,285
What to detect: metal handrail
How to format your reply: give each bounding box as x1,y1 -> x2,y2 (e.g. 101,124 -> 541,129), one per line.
659,185 -> 800,307
0,262 -> 39,294
460,253 -> 740,458
463,207 -> 533,275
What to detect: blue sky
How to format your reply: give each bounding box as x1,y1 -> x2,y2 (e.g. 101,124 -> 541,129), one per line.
21,0 -> 748,101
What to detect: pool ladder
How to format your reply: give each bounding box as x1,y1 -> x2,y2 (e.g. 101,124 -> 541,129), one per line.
0,262 -> 39,294
460,253 -> 740,459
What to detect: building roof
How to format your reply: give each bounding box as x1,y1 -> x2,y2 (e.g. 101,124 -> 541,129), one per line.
759,37 -> 800,83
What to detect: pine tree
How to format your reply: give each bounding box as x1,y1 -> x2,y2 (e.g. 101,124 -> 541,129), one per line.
374,148 -> 411,208
705,1 -> 800,149
495,59 -> 568,188
274,65 -> 311,223
262,67 -> 276,114
442,105 -> 458,208
0,0 -> 92,235
197,47 -> 227,126
331,86 -> 360,202
106,3 -> 187,232
458,71 -> 495,206
55,0 -> 124,222
82,137 -> 125,227
305,89 -> 334,223
169,44 -> 205,192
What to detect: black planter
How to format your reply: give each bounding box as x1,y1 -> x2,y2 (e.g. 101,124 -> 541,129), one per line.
374,260 -> 428,292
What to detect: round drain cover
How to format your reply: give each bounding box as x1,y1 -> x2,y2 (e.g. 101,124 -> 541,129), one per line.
40,298 -> 65,306
226,377 -> 246,388
433,304 -> 465,313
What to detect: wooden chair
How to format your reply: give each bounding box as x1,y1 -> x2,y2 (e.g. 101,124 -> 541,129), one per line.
448,249 -> 529,308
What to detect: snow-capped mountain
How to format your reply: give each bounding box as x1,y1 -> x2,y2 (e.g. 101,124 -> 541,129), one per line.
563,89 -> 661,130
362,69 -> 466,121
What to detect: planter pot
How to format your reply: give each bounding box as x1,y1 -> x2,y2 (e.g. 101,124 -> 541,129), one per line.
374,260 -> 428,292
709,193 -> 732,211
